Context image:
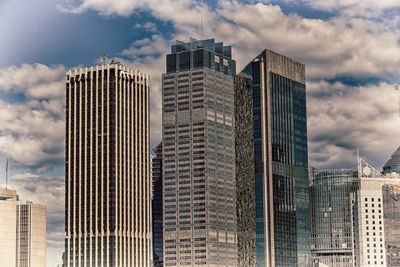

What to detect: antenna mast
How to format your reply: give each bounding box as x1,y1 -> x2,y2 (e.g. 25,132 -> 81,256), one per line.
5,159 -> 8,190
200,12 -> 203,38
396,85 -> 400,119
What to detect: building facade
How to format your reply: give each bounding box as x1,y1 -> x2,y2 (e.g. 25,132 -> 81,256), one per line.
382,146 -> 400,267
236,49 -> 310,267
0,188 -> 17,267
65,64 -> 150,267
152,142 -> 163,267
161,38 -> 237,266
16,201 -> 47,267
310,157 -> 400,267
0,189 -> 47,267
310,169 -> 358,267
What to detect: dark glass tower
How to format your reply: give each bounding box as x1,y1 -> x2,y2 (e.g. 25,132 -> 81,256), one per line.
161,38 -> 237,267
152,142 -> 163,267
235,50 -> 310,267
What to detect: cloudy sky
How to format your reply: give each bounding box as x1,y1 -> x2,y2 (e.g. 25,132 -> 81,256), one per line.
1,0 -> 400,266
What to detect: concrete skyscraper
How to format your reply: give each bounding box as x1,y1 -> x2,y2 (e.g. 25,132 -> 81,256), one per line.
65,63 -> 150,267
0,188 -> 17,267
0,188 -> 47,267
160,38 -> 237,266
235,50 -> 310,267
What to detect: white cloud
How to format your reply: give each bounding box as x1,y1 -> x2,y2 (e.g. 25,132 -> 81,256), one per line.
283,0 -> 400,18
58,0 -> 144,16
134,22 -> 158,33
0,64 -> 65,167
307,81 -> 400,169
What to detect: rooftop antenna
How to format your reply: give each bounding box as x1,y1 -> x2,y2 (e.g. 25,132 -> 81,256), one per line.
200,11 -> 203,38
100,54 -> 108,65
396,85 -> 400,119
5,159 -> 8,190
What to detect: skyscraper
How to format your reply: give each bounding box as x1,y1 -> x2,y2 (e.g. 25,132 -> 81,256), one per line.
235,49 -> 310,267
161,38 -> 237,266
152,142 -> 163,267
382,146 -> 400,267
0,188 -> 47,267
309,169 -> 358,267
65,64 -> 150,267
0,188 -> 17,267
309,157 -> 400,267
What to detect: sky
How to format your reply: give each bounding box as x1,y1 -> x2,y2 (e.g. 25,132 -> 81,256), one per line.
1,0 -> 400,266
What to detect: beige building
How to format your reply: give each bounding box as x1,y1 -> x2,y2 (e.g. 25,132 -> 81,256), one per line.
65,64 -> 151,267
352,158 -> 400,267
16,201 -> 47,267
0,188 -> 17,267
0,189 -> 47,267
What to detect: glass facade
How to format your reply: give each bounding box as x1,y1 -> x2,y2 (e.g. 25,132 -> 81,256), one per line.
310,169 -> 358,267
238,49 -> 310,267
382,147 -> 400,267
152,142 -> 164,267
161,38 -> 238,267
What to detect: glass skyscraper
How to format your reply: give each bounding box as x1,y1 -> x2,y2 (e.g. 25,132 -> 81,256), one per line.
235,49 -> 310,267
309,169 -> 358,267
65,64 -> 151,267
152,142 -> 163,267
161,38 -> 237,267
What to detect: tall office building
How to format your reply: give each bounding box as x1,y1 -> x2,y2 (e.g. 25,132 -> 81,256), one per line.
152,142 -> 163,267
0,189 -> 47,267
161,38 -> 237,266
310,157 -> 400,267
310,169 -> 358,267
0,188 -> 17,267
16,201 -> 47,267
65,64 -> 150,267
235,49 -> 310,267
382,146 -> 400,267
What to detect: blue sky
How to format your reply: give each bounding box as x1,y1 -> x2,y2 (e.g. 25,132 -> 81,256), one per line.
1,0 -> 400,266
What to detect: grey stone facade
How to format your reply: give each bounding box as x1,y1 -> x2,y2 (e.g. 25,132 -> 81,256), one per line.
234,73 -> 257,267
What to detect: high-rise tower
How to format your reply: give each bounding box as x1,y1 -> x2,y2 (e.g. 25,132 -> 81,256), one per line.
65,64 -> 150,267
235,50 -> 310,267
160,38 -> 237,267
152,142 -> 163,267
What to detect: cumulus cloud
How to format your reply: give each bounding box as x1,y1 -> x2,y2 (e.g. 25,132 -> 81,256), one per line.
134,22 -> 158,33
0,64 -> 65,168
9,1 -> 400,266
57,0 -> 145,16
282,0 -> 400,18
308,81 -> 400,169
